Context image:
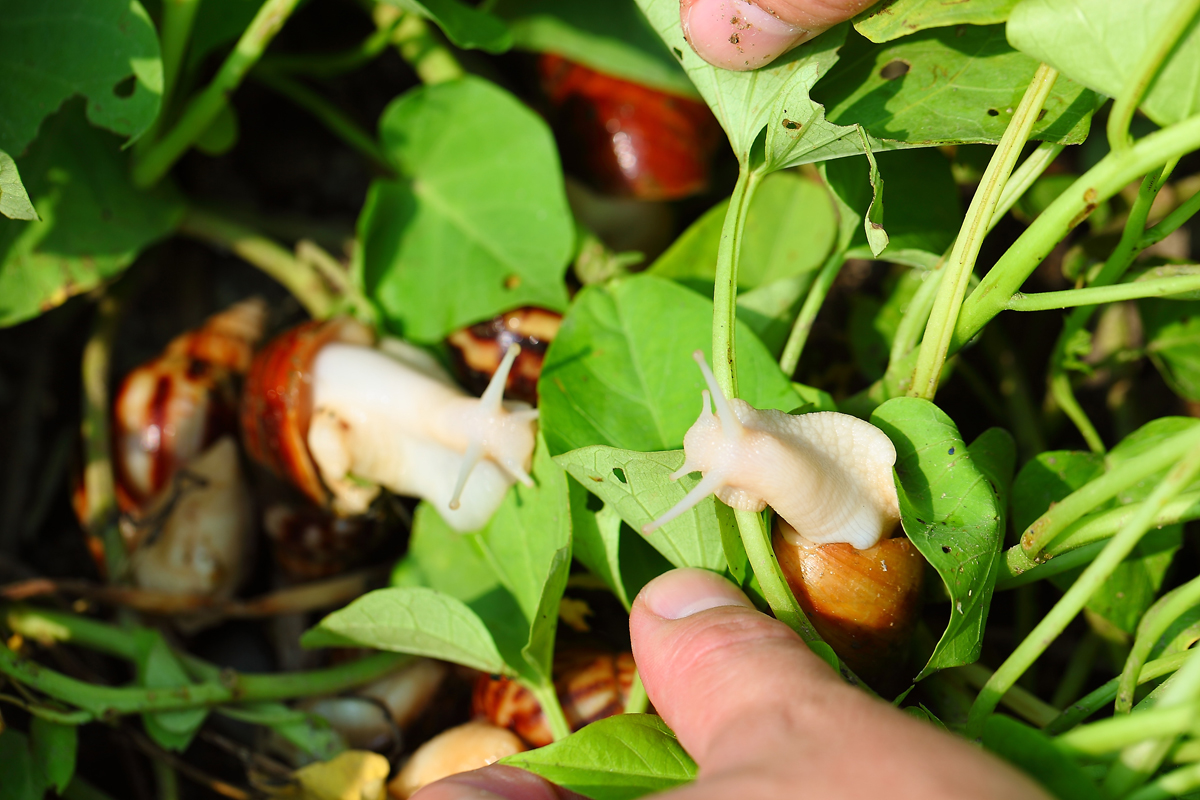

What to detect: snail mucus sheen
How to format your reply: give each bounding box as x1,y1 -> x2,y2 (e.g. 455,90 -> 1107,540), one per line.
646,352 -> 924,685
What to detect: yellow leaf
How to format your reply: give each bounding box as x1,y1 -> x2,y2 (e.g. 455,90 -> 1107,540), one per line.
289,751 -> 390,800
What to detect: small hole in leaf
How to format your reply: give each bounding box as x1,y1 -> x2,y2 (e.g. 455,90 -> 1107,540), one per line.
673,47 -> 684,60
942,545 -> 952,554
987,108 -> 1000,117
781,119 -> 801,131
113,75 -> 137,98
879,60 -> 910,80
612,468 -> 627,484
1037,109 -> 1047,121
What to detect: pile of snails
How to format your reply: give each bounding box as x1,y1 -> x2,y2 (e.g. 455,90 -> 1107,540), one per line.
71,54 -> 925,797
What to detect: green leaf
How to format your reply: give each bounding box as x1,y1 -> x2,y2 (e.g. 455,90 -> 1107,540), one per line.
0,105 -> 183,327
193,104 -> 239,157
636,0 -> 860,168
1007,0 -> 1200,127
0,0 -> 162,154
384,0 -> 512,53
848,269 -> 926,381
568,480 -> 670,609
871,398 -> 1003,679
855,0 -> 1021,43
30,717 -> 76,795
555,447 -> 729,572
133,630 -> 207,752
0,151 -> 36,222
648,171 -> 837,290
1011,451 -> 1104,535
475,437 -> 572,682
824,148 -> 961,268
217,703 -> 347,762
492,0 -> 695,97
361,77 -> 572,342
0,729 -> 43,800
983,716 -> 1104,800
538,274 -> 800,455
303,587 -> 511,676
1143,299 -> 1200,402
858,130 -> 889,257
814,26 -> 1096,147
501,714 -> 697,800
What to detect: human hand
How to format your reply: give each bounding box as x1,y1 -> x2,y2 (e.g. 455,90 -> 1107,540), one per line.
680,0 -> 880,71
413,568 -> 1050,800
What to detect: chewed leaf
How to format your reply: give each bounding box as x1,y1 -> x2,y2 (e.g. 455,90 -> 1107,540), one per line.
555,447 -> 729,572
303,587 -> 511,676
871,398 -> 1003,680
502,714 -> 697,800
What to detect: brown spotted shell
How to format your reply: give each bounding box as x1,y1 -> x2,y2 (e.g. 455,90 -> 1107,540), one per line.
446,307 -> 561,406
240,317 -> 373,507
773,518 -> 925,692
473,649 -> 636,747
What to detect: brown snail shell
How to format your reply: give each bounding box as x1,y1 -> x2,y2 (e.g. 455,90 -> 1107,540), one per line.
773,518 -> 925,691
446,307 -> 561,405
239,317 -> 374,508
388,721 -> 525,799
262,502 -> 385,580
473,649 -> 636,747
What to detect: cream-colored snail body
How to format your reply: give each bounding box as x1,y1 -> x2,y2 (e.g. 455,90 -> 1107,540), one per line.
644,351 -> 901,550
242,318 -> 538,532
388,721 -> 525,799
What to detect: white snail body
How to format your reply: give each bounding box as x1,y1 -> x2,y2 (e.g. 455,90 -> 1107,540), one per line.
644,351 -> 900,550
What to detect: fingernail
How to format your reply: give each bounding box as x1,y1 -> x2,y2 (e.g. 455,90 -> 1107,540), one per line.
680,0 -> 808,72
641,568 -> 754,620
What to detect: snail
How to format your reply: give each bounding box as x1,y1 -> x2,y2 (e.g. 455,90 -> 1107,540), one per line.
388,721 -> 526,799
538,54 -> 720,201
74,299 -> 266,596
473,649 -> 637,747
262,502 -> 386,580
446,307 -> 562,406
241,318 -> 538,532
644,352 -> 923,686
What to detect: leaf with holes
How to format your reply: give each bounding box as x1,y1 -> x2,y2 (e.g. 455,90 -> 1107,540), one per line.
871,398 -> 1003,679
0,0 -> 162,154
502,714 -> 697,800
555,446 -> 730,572
492,0 -> 693,96
0,106 -> 183,327
813,25 -> 1096,147
855,0 -> 1021,43
360,76 -> 572,342
538,274 -> 800,456
1007,0 -> 1200,127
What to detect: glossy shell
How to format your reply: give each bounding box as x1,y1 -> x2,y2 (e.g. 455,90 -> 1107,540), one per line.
388,722 -> 525,799
539,54 -> 720,201
262,502 -> 386,580
240,317 -> 374,507
773,519 -> 925,691
473,649 -> 636,747
446,307 -> 561,405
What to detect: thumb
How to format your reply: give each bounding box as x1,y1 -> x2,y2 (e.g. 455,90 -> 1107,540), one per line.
680,0 -> 880,71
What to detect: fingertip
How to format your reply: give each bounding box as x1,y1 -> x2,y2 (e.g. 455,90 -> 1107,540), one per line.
411,765 -> 571,800
681,0 -> 810,71
635,568 -> 754,621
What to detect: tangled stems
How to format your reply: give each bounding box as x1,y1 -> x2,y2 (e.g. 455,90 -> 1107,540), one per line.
1117,576 -> 1200,714
909,64 -> 1058,400
966,429 -> 1200,739
132,0 -> 303,187
1047,651 -> 1192,734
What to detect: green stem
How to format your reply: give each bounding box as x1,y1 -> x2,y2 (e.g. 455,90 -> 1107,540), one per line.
1106,648 -> 1200,794
1057,704 -> 1198,756
981,326 -> 1047,458
778,249 -> 844,377
712,168 -> 761,396
1118,576 -> 1200,714
132,0 -> 302,187
153,761 -> 180,800
735,509 -> 819,642
1021,426 -> 1200,558
953,663 -> 1058,727
1049,370 -> 1105,455
1127,761 -> 1200,800
1047,651 -> 1192,734
528,682 -> 571,742
990,142 -> 1065,230
138,0 -> 203,155
1107,0 -> 1200,152
955,114 -> 1200,349
81,294 -> 127,582
0,640 -> 406,718
258,17 -> 400,78
966,432 -> 1200,738
177,207 -> 337,318
1051,632 -> 1101,709
1007,273 -> 1200,310
997,539 -> 1107,591
625,670 -> 649,715
910,64 -> 1057,399
386,10 -> 465,85
252,68 -> 393,171
1140,186 -> 1200,250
